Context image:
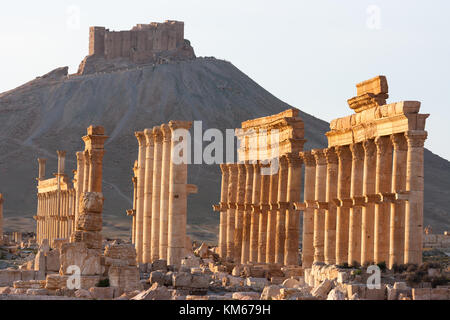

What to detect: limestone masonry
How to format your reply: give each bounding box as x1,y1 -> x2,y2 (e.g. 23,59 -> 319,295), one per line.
77,20 -> 196,75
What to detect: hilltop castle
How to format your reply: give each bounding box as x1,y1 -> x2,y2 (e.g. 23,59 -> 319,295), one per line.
78,20 -> 196,75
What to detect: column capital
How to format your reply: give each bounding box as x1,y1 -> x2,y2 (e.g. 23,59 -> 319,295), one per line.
311,149 -> 327,165
362,139 -> 376,156
405,130 -> 428,148
38,158 -> 47,165
324,147 -> 338,164
286,153 -> 302,167
143,128 -> 155,146
152,126 -> 163,143
300,151 -> 315,167
56,150 -> 67,158
135,131 -> 146,146
168,120 -> 192,131
335,145 -> 352,160
350,143 -> 364,160
161,123 -> 171,142
391,133 -> 408,151
374,135 -> 392,153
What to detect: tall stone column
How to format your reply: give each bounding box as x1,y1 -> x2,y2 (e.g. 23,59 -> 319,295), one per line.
56,150 -> 66,240
167,121 -> 192,267
374,136 -> 393,264
241,162 -> 253,264
75,152 -> 85,225
83,150 -> 90,194
218,164 -> 230,258
389,133 -> 408,267
249,162 -> 261,262
134,131 -> 146,262
349,143 -> 364,265
301,151 -> 315,268
74,126 -> 107,250
131,161 -> 138,244
151,127 -> 163,262
142,129 -> 155,263
324,148 -> 338,265
312,149 -> 327,264
266,163 -> 279,263
226,164 -> 238,260
0,194 -> 3,245
159,124 -> 172,260
258,163 -> 271,263
404,131 -> 427,265
234,163 -> 246,263
285,154 -> 303,266
38,158 -> 47,180
361,139 -> 376,265
335,145 -> 352,265
275,156 -> 288,264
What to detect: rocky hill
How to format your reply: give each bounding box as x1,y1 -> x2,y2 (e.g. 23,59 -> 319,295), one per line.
0,57 -> 448,241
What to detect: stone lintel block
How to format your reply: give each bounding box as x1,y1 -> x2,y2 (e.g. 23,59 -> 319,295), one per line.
356,76 -> 388,96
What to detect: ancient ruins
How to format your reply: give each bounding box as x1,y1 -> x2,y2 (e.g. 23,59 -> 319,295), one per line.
0,74 -> 448,301
34,153 -> 76,246
131,122 -> 197,267
296,76 -> 429,269
214,109 -> 305,266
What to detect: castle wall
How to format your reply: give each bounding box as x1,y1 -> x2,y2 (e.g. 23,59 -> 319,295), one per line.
89,21 -> 185,63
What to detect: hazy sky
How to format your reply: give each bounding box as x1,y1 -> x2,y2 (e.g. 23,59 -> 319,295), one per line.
1,0 -> 449,159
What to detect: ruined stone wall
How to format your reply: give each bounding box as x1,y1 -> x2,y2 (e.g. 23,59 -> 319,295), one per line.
89,21 -> 185,63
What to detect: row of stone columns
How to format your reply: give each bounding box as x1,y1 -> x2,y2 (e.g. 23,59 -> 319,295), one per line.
215,154 -> 303,266
133,121 -> 197,266
35,152 -> 77,246
299,131 -> 427,268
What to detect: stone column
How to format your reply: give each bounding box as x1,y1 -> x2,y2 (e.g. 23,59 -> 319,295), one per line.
285,154 -> 303,266
361,139 -> 376,265
275,156 -> 288,264
38,158 -> 47,180
258,163 -> 271,263
131,161 -> 138,244
374,136 -> 393,264
134,131 -> 147,262
241,162 -> 253,264
266,162 -> 279,263
83,150 -> 90,193
324,148 -> 338,265
389,133 -> 408,268
0,194 -> 3,245
312,149 -> 326,264
56,150 -> 66,239
151,127 -> 163,262
335,145 -> 352,265
159,124 -> 172,260
249,162 -> 261,262
142,129 -> 155,263
301,151 -> 315,268
349,143 -> 364,265
234,163 -> 246,263
404,131 -> 427,265
75,152 -> 85,226
226,164 -> 238,260
167,121 -> 192,267
218,164 -> 229,258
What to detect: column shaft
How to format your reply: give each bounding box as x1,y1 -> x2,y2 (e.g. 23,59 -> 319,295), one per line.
301,152 -> 315,268
374,136 -> 393,264
241,163 -> 253,264
159,124 -> 172,260
234,164 -> 246,263
142,129 -> 154,263
349,143 -> 364,265
249,163 -> 261,262
258,165 -> 270,263
227,164 -> 238,260
266,164 -> 279,263
218,164 -> 229,258
336,146 -> 352,265
275,157 -> 288,264
312,149 -> 326,264
324,148 -> 338,265
134,132 -> 147,262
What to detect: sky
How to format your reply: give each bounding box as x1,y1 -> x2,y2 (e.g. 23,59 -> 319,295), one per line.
0,0 -> 449,159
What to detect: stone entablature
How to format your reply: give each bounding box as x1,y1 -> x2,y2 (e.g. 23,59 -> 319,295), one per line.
131,121 -> 197,267
296,76 -> 429,268
237,109 -> 304,161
